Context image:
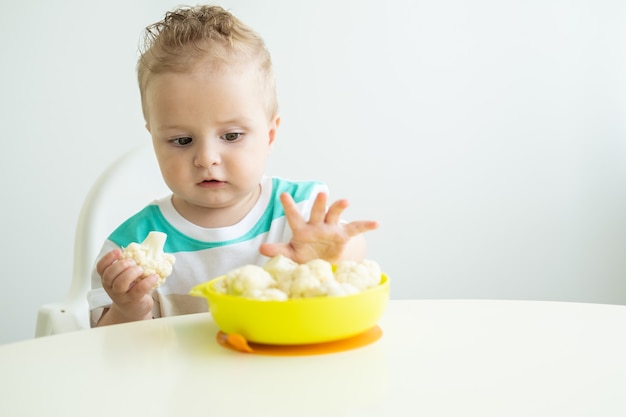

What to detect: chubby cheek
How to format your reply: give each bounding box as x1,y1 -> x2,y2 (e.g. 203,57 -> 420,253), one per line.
234,150 -> 267,176
155,155 -> 186,186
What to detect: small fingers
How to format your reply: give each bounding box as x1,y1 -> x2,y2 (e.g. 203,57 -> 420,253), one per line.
259,242 -> 294,260
280,193 -> 304,229
110,266 -> 145,294
102,258 -> 144,294
324,198 -> 349,225
343,220 -> 380,237
128,274 -> 159,297
308,192 -> 328,224
96,248 -> 122,276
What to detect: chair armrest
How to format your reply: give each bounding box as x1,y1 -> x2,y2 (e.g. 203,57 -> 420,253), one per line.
35,301 -> 89,337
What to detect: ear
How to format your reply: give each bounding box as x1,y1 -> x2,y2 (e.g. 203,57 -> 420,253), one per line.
268,115 -> 281,147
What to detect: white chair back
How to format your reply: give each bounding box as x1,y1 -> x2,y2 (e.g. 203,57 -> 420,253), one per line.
35,144 -> 169,336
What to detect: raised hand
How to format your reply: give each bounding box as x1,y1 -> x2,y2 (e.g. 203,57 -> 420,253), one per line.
259,192 -> 378,263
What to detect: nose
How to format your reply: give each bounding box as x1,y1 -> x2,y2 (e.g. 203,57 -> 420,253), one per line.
194,141 -> 221,168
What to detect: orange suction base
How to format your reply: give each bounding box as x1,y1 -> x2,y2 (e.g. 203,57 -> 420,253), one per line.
216,325 -> 383,356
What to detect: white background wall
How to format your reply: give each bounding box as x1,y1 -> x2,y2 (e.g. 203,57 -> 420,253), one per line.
1,0 -> 625,345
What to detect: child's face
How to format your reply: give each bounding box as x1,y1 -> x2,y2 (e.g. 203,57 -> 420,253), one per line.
144,64 -> 279,226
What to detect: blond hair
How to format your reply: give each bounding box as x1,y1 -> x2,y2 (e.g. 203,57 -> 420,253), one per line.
137,5 -> 277,120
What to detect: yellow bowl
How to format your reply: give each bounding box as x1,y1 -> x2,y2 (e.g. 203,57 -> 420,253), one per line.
190,274 -> 390,345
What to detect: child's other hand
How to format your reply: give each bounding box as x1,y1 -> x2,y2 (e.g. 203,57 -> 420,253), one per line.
96,248 -> 156,324
259,192 -> 379,264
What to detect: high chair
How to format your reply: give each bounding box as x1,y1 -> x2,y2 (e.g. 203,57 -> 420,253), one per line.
34,144 -> 169,337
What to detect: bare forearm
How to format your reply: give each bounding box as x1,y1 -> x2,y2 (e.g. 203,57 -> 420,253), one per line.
96,306 -> 152,327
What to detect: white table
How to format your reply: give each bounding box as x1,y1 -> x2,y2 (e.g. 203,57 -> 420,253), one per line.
2,299 -> 625,416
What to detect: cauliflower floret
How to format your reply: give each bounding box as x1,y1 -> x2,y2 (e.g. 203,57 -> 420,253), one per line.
221,265 -> 274,295
289,259 -> 335,298
211,256 -> 383,301
320,280 -> 361,297
262,255 -> 298,295
245,288 -> 289,301
334,259 -> 382,291
121,231 -> 175,287
212,277 -> 228,294
218,264 -> 288,300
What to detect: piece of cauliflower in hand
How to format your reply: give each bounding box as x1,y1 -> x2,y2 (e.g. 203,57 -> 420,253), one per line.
334,259 -> 382,291
289,259 -> 335,298
120,231 -> 176,288
216,264 -> 288,301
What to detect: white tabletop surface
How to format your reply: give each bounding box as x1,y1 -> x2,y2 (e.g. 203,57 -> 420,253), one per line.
2,299 -> 625,417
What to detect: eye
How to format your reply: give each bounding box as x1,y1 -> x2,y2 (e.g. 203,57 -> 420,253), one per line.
221,132 -> 242,142
172,137 -> 193,146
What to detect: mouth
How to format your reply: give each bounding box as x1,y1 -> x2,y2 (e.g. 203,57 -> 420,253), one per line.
198,179 -> 226,188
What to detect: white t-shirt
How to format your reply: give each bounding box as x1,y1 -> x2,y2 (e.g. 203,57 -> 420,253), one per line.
87,176 -> 328,324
